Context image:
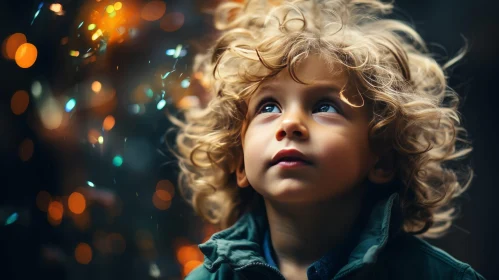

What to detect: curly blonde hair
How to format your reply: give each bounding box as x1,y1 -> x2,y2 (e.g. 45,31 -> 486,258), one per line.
168,0 -> 473,238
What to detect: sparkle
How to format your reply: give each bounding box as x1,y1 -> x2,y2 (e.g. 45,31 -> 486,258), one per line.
181,79 -> 190,88
98,136 -> 104,144
87,181 -> 95,187
113,155 -> 123,167
78,21 -> 84,29
88,24 -> 96,31
5,213 -> 18,226
157,100 -> 166,110
65,98 -> 76,112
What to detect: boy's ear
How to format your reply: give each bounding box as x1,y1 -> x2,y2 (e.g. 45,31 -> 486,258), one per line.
368,152 -> 396,184
235,156 -> 250,188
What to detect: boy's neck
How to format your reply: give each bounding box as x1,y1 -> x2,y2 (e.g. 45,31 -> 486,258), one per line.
263,186 -> 367,269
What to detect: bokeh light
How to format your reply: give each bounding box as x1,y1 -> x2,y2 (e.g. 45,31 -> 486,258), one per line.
48,201 -> 64,225
141,1 -> 166,21
65,98 -> 76,112
106,5 -> 115,14
50,3 -> 63,13
15,43 -> 38,68
102,115 -> 116,131
75,243 -> 92,264
108,233 -> 126,254
91,81 -> 102,93
31,81 -> 42,98
11,90 -> 29,115
183,260 -> 203,277
88,23 -> 96,31
39,97 -> 63,130
112,155 -> 123,167
160,12 -> 185,32
68,192 -> 86,214
36,191 -> 52,212
152,192 -> 171,210
19,138 -> 34,161
3,33 -> 27,59
156,180 -> 175,198
98,136 -> 104,144
114,2 -> 123,11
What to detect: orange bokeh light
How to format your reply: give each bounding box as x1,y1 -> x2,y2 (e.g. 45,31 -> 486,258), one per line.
68,192 -> 86,214
108,233 -> 126,254
91,81 -> 102,93
160,12 -> 185,32
75,242 -> 92,264
48,201 -> 64,222
19,138 -> 34,161
156,179 -> 175,197
11,90 -> 29,115
176,245 -> 203,265
152,192 -> 171,210
183,260 -> 203,276
102,115 -> 115,131
15,43 -> 38,68
4,33 -> 27,59
36,191 -> 52,212
141,1 -> 166,21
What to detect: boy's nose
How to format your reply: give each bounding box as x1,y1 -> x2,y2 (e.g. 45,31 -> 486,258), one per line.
275,111 -> 310,141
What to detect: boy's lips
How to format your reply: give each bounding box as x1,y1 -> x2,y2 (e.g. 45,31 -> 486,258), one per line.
270,148 -> 313,166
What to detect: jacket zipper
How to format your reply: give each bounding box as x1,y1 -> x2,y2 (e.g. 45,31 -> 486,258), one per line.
235,262 -> 286,280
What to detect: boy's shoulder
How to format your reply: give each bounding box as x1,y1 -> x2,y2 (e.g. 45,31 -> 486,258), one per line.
375,232 -> 486,280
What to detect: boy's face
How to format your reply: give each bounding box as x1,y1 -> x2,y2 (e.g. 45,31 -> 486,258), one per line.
236,55 -> 387,203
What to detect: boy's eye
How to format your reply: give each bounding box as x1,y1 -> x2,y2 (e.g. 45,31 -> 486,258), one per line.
256,97 -> 341,115
258,103 -> 281,114
313,102 -> 339,114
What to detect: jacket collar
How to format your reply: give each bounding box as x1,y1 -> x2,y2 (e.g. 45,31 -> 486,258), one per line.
199,192 -> 403,274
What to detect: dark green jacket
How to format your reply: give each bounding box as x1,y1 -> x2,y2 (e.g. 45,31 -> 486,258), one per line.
186,193 -> 485,279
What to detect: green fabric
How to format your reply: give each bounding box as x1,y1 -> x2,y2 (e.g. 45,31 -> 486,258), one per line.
186,193 -> 485,280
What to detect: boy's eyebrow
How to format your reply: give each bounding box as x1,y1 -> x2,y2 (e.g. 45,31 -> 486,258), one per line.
256,81 -> 344,98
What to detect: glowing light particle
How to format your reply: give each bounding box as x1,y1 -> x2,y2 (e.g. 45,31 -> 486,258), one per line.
181,79 -> 190,88
78,21 -> 84,29
91,81 -> 102,93
70,50 -> 79,57
102,115 -> 115,131
5,213 -> 18,226
19,138 -> 34,161
113,155 -> 123,167
129,104 -> 140,114
92,29 -> 103,41
68,192 -> 86,214
11,90 -> 29,115
15,43 -> 38,68
98,136 -> 104,144
75,243 -> 92,264
50,3 -> 63,13
160,12 -> 185,32
32,9 -> 41,25
114,2 -> 123,11
65,98 -> 76,112
109,11 -> 116,18
157,100 -> 166,110
4,33 -> 27,59
87,181 -> 95,187
145,88 -> 153,98
106,5 -> 114,14
174,44 -> 183,58
88,24 -> 96,31
32,81 -> 42,98
40,97 -> 63,130
141,1 -> 166,21
166,49 -> 175,56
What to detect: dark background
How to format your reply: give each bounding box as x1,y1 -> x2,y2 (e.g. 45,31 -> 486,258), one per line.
1,0 -> 498,279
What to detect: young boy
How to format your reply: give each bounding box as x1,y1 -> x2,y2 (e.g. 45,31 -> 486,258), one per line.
171,0 -> 485,279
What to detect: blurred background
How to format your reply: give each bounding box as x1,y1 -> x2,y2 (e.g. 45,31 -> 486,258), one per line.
0,0 -> 497,279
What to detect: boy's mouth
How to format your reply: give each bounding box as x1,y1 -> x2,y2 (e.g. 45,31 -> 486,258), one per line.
270,149 -> 312,166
